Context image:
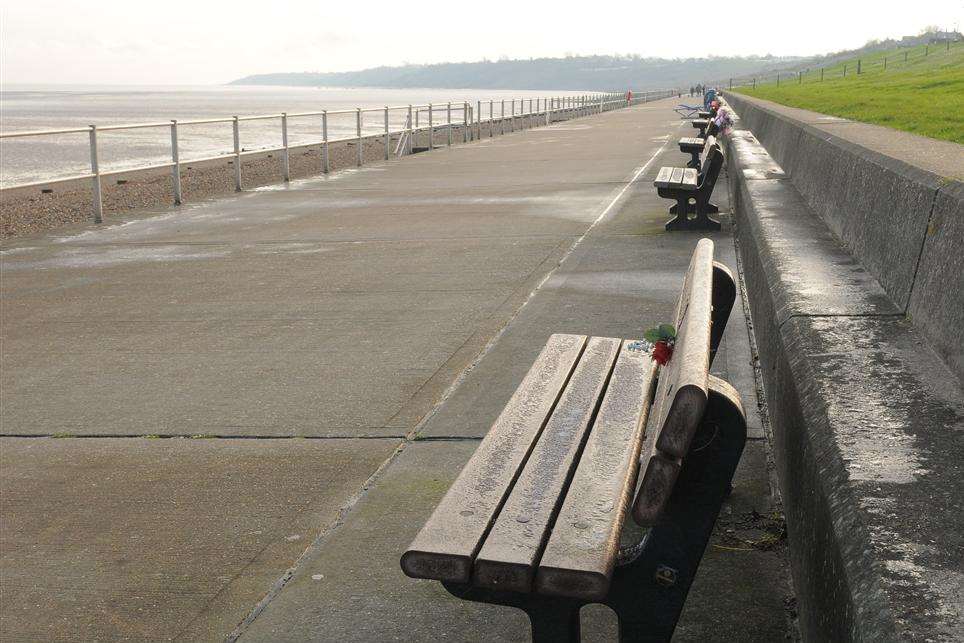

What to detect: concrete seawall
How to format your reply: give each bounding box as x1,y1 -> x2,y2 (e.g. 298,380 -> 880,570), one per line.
724,100 -> 964,641
726,92 -> 964,381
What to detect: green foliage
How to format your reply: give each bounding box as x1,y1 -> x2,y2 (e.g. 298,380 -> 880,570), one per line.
643,325 -> 677,343
734,42 -> 964,143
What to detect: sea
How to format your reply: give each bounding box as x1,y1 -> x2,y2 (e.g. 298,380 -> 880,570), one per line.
0,85 -> 590,188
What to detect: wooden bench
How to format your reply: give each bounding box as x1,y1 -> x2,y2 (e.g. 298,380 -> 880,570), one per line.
401,239 -> 746,642
654,136 -> 724,232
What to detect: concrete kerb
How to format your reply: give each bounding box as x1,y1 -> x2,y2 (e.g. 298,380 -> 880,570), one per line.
726,92 -> 964,383
723,116 -> 964,641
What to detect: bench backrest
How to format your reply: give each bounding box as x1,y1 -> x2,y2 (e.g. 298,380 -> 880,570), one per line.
632,238 -> 730,525
698,137 -> 724,191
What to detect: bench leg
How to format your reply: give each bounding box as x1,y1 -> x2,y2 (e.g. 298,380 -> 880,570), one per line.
442,582 -> 583,642
664,189 -> 721,231
661,190 -> 693,223
686,151 -> 700,169
604,384 -> 747,642
528,606 -> 582,643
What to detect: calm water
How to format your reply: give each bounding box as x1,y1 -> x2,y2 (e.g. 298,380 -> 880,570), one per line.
0,85 -> 590,188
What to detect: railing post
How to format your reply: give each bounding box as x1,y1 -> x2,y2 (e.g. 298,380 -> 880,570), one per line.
477,100 -> 482,139
322,110 -> 330,173
463,102 -> 469,143
170,120 -> 182,205
88,125 -> 103,223
500,100 -> 505,135
356,108 -> 363,167
232,116 -> 242,191
489,100 -> 494,137
447,102 -> 452,146
428,103 -> 434,150
510,99 -> 515,132
384,106 -> 390,160
281,112 -> 290,182
407,105 -> 414,154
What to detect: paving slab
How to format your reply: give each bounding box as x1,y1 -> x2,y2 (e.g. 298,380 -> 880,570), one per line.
0,436 -> 399,642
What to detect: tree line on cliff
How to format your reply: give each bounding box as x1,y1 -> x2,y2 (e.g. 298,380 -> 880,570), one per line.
229,54 -> 803,90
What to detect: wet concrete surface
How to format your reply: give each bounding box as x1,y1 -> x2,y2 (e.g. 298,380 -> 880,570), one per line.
726,119 -> 963,641
725,94 -> 964,385
0,437 -> 398,641
238,111 -> 792,640
0,100 -> 792,641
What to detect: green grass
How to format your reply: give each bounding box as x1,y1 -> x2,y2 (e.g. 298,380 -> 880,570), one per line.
734,42 -> 964,143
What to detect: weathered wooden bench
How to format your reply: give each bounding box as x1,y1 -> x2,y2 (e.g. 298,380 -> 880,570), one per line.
655,136 -> 724,232
401,239 -> 745,642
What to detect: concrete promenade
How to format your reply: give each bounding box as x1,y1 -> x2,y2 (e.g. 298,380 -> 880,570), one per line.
1,100 -> 792,640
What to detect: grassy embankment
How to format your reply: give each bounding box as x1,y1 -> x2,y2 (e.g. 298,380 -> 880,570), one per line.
734,42 -> 964,143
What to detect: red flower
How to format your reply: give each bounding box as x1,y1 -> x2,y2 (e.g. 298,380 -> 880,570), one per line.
652,340 -> 674,366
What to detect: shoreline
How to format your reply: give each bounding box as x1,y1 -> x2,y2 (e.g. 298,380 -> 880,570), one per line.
0,124 -> 491,240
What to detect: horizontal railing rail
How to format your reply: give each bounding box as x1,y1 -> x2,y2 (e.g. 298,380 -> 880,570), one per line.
0,89 -> 676,223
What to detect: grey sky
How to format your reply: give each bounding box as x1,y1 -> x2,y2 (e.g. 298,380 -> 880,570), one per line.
1,0 -> 961,85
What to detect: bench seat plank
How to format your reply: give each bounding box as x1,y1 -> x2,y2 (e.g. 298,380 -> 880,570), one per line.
473,337 -> 622,593
691,118 -> 709,128
654,166 -> 675,188
401,333 -> 588,583
655,167 -> 698,190
679,137 -> 704,150
535,341 -> 657,600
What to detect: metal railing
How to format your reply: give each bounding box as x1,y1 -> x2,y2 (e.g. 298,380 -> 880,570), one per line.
0,89 -> 675,223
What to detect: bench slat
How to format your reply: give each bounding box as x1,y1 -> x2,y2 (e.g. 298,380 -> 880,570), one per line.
535,341 -> 657,600
655,166 -> 675,187
472,337 -> 622,593
679,137 -> 704,150
632,240 -> 714,526
699,135 -> 717,170
681,168 -> 698,187
401,333 -> 588,583
652,238 -> 713,458
655,167 -> 699,191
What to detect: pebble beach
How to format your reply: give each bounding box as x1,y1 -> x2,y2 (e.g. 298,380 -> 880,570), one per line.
0,123 -> 498,239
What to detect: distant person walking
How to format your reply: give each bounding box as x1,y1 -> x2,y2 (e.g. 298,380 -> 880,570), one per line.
626,90 -> 633,105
